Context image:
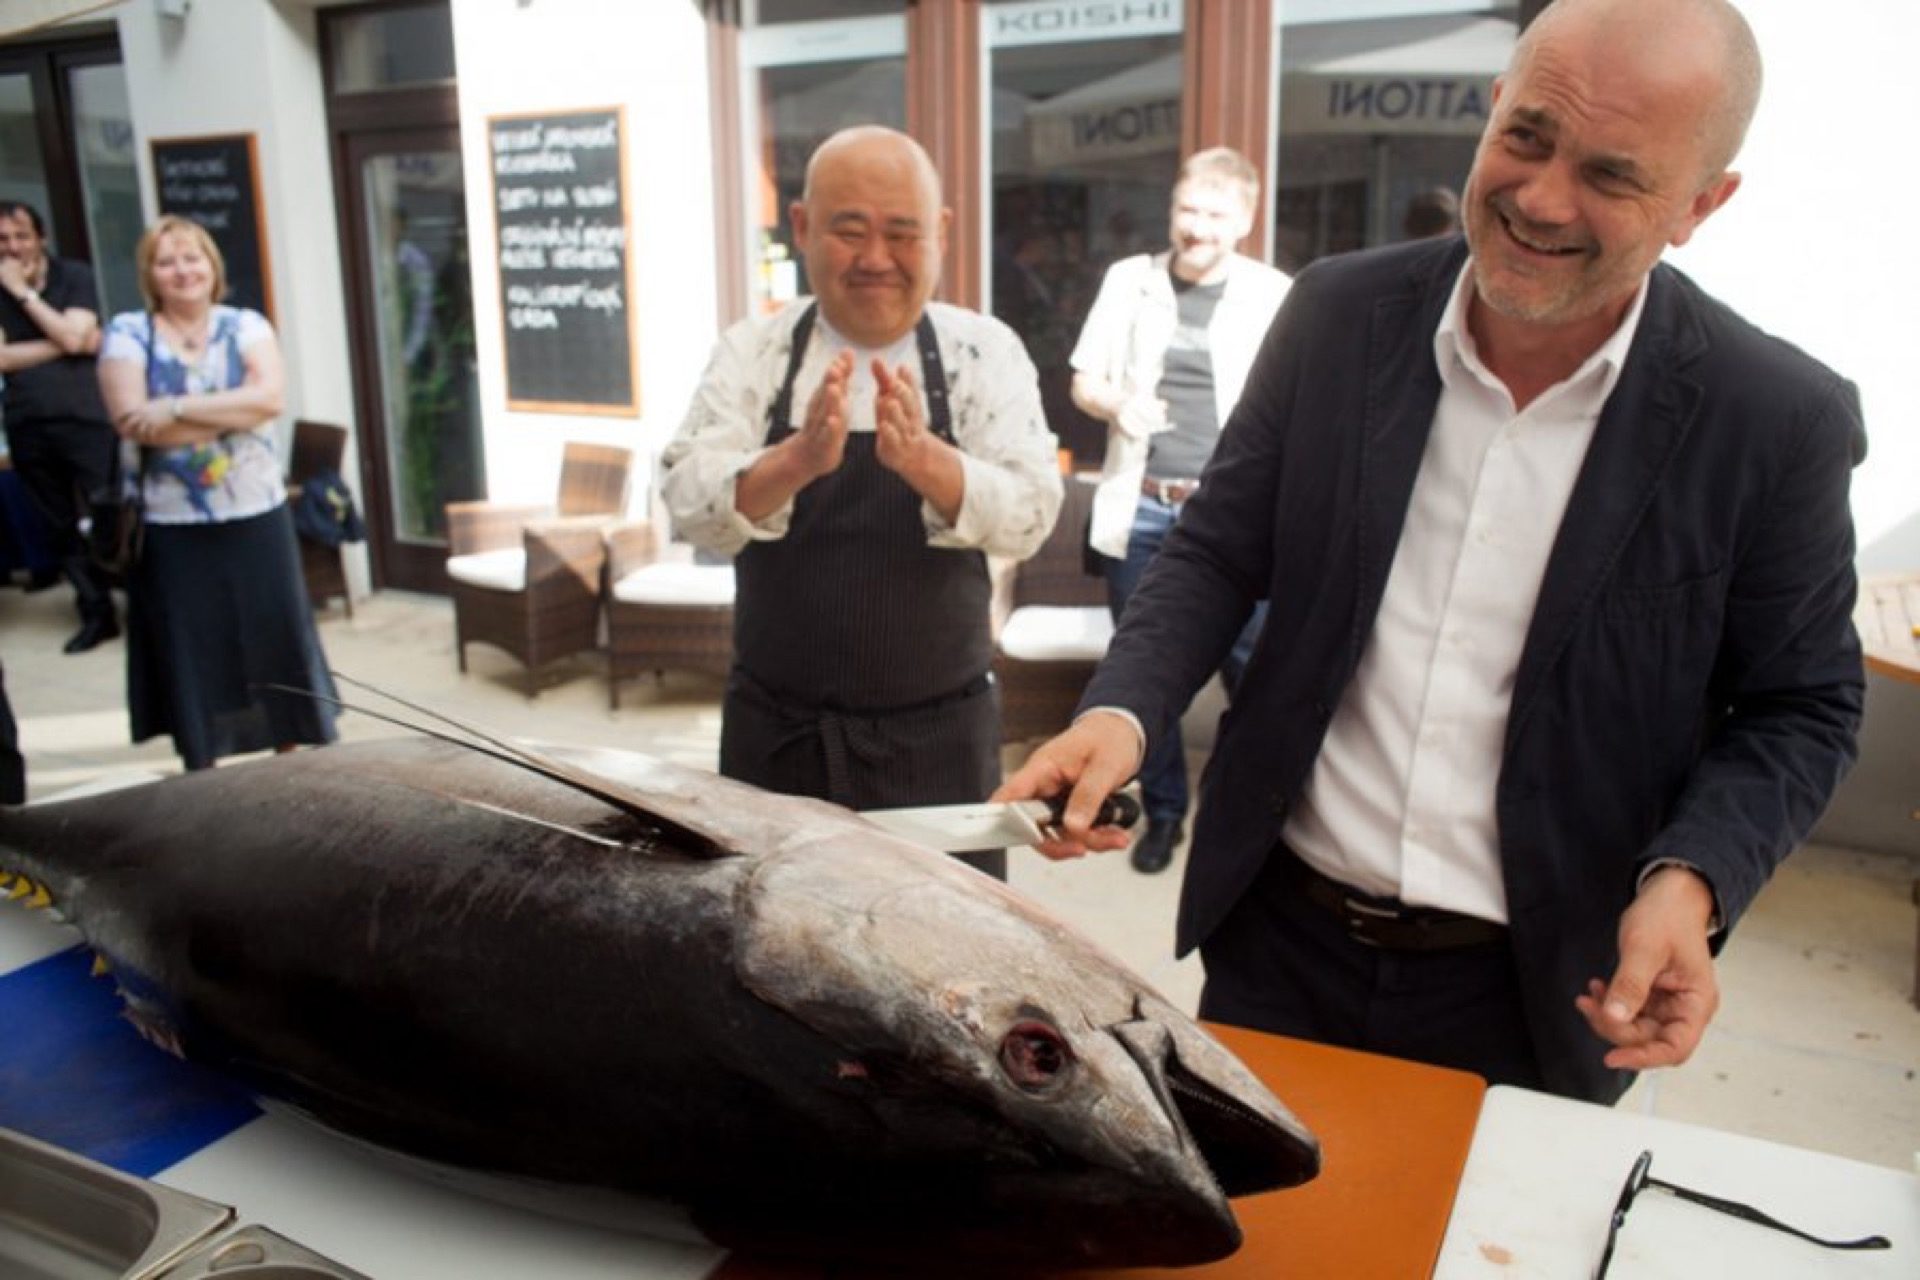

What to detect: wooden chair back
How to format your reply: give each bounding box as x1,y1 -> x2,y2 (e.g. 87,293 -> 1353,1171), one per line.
285,419 -> 354,619
1011,475 -> 1105,609
290,419 -> 349,485
557,442 -> 634,517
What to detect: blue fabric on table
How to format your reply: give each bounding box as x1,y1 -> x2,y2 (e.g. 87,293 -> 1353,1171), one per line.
0,945 -> 258,1176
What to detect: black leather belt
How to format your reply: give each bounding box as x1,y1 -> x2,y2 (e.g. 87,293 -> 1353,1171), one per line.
1282,848 -> 1507,951
1141,476 -> 1199,504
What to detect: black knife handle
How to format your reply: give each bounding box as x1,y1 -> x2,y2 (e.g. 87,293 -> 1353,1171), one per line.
1042,790 -> 1141,832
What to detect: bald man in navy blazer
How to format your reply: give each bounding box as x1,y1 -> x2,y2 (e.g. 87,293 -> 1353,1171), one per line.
1001,0 -> 1865,1105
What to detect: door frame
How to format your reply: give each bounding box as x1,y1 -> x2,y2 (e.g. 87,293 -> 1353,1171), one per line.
0,30 -> 124,262
320,0 -> 464,593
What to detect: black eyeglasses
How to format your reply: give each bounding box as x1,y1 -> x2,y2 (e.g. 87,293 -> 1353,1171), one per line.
1594,1149 -> 1891,1278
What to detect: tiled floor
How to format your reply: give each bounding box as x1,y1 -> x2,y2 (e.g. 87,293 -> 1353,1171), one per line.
5,583 -> 1917,1173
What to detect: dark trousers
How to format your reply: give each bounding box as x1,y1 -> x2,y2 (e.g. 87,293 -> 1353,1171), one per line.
8,418 -> 116,621
1198,846 -> 1547,1089
1103,495 -> 1265,823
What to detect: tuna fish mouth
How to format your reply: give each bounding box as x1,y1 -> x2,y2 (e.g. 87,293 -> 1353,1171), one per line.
1112,1017 -> 1322,1198
1163,1050 -> 1319,1195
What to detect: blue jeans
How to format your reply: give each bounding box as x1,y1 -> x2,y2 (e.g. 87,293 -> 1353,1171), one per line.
1103,495 -> 1266,824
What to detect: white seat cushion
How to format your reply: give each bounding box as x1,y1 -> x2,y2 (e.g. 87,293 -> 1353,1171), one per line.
611,562 -> 736,608
446,548 -> 526,592
998,605 -> 1113,662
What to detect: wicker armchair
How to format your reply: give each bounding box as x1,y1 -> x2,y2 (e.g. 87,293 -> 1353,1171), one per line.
604,520 -> 736,710
286,419 -> 353,619
994,474 -> 1112,744
444,442 -> 633,696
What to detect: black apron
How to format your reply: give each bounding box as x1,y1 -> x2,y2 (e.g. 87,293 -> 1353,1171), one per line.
722,304 -> 1004,878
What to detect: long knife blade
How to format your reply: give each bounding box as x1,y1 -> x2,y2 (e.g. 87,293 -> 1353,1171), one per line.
862,793 -> 1140,853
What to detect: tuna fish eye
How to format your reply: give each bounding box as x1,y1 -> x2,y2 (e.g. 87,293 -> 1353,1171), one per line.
999,1020 -> 1074,1091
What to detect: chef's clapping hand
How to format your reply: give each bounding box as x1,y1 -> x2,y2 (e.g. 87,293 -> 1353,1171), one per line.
992,711 -> 1142,861
872,359 -> 954,480
790,350 -> 853,480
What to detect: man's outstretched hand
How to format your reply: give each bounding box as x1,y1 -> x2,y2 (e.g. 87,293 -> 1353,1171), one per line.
1575,865 -> 1721,1072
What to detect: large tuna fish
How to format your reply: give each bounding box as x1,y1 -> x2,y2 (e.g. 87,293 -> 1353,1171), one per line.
0,734 -> 1319,1268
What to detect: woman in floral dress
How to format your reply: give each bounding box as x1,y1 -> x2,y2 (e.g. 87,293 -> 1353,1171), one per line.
97,215 -> 337,770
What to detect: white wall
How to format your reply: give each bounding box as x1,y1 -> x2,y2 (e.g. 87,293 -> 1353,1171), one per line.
1675,1 -> 1920,857
448,0 -> 718,517
1672,0 -> 1920,572
112,0 -> 364,592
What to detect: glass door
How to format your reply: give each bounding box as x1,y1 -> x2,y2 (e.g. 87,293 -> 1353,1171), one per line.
340,128 -> 483,592
64,59 -> 141,320
983,0 -> 1186,465
738,6 -> 907,315
1271,1 -> 1515,272
0,70 -> 52,221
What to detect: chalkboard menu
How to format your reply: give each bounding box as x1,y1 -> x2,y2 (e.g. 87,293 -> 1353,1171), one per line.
488,107 -> 639,415
149,133 -> 274,321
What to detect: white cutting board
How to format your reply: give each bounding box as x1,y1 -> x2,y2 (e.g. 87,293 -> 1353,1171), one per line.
1436,1085 -> 1918,1278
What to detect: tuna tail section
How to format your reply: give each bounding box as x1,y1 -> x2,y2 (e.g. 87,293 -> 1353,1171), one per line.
1,869 -> 55,912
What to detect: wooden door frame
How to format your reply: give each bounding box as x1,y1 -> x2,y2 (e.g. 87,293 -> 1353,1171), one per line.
320,1 -> 463,593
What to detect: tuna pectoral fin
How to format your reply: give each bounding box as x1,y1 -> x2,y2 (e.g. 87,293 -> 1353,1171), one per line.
1111,1019 -> 1321,1197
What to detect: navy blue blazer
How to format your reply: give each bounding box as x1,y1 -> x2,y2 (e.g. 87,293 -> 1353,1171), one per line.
1083,236 -> 1866,1102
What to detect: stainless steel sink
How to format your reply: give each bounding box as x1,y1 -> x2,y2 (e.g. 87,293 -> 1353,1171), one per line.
0,1128 -> 365,1280
150,1225 -> 370,1279
0,1126 -> 233,1280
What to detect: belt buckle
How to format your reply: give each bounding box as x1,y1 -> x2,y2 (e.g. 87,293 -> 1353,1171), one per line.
1341,896 -> 1400,948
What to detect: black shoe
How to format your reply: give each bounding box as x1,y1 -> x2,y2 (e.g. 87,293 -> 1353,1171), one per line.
23,567 -> 61,593
62,614 -> 121,654
1130,819 -> 1183,874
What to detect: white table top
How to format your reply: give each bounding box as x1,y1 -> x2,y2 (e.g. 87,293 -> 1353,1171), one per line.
1438,1085 -> 1918,1278
160,1117 -> 723,1280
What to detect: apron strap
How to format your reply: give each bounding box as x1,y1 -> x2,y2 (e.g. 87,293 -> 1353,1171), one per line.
765,303 -> 818,444
913,311 -> 954,443
764,304 -> 954,444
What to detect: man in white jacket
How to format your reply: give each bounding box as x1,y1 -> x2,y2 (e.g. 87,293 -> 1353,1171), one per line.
1069,148 -> 1289,873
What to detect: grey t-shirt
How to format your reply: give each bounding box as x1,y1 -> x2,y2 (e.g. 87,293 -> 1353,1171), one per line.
1148,271 -> 1226,481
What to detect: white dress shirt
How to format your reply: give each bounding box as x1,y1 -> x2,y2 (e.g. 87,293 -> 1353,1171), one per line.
661,299 -> 1062,562
1281,263 -> 1649,922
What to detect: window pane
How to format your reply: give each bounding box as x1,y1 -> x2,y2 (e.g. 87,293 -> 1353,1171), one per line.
0,73 -> 51,225
330,3 -> 457,94
361,151 -> 482,543
743,12 -> 906,314
66,62 -> 143,322
987,3 -> 1184,463
1272,4 -> 1515,272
